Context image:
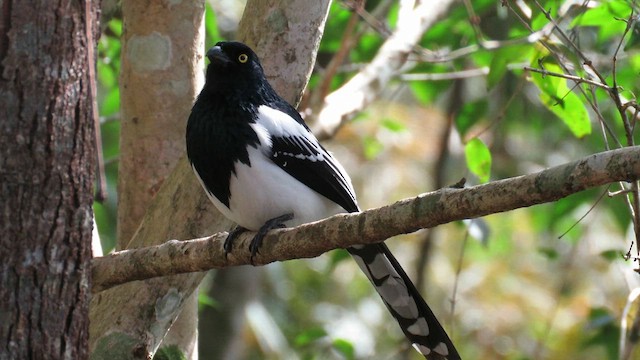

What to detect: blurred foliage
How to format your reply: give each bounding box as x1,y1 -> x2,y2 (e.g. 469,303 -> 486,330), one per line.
95,0 -> 640,359
95,17 -> 122,251
154,345 -> 188,360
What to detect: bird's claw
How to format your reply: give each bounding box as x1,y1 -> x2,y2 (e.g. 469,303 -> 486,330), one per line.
249,213 -> 294,265
224,226 -> 248,259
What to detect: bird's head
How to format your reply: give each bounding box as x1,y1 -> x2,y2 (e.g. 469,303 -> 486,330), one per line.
204,41 -> 267,92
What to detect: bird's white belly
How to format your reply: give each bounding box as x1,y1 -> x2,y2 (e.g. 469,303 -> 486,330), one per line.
224,146 -> 345,231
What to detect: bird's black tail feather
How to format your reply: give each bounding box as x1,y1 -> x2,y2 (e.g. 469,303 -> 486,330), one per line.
348,243 -> 461,360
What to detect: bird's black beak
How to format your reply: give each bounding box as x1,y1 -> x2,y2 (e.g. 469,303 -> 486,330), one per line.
206,46 -> 229,64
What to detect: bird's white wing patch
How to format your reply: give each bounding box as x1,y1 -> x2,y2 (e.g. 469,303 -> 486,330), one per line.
256,105 -> 306,138
255,104 -> 358,213
256,105 -> 328,162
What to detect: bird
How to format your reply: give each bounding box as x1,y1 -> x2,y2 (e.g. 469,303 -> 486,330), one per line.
186,41 -> 461,360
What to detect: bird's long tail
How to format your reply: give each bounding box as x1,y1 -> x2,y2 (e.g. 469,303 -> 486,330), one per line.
348,243 -> 461,360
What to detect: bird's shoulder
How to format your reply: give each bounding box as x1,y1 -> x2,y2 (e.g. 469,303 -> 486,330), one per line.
262,97 -> 309,128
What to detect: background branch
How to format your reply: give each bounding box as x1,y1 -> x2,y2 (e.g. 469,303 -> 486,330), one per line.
93,146 -> 640,293
312,0 -> 455,139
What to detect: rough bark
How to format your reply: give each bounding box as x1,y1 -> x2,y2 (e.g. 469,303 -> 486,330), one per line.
88,1 -> 331,358
0,0 -> 98,359
91,145 -> 640,290
237,0 -> 330,106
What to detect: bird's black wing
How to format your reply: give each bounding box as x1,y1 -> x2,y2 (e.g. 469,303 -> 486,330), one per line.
254,102 -> 358,213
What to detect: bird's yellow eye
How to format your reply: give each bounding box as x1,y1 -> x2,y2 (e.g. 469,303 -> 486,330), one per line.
238,54 -> 248,63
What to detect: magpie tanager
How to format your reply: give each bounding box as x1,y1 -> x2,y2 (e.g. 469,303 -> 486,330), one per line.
186,41 -> 461,360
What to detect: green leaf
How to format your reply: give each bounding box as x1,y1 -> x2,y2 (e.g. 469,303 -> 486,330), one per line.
487,50 -> 509,89
409,79 -> 451,105
100,88 -> 120,117
455,100 -> 487,137
532,4 -> 560,31
352,32 -> 383,62
409,81 -> 438,104
319,3 -> 352,52
464,138 -> 492,183
539,88 -> 591,138
197,292 -> 219,309
362,136 -> 383,160
581,307 -> 619,359
153,345 -> 187,360
97,61 -> 116,88
332,338 -> 355,360
381,118 -> 406,133
530,63 -> 591,138
571,2 -> 628,40
386,2 -> 399,29
487,45 -> 532,89
108,18 -> 123,37
294,327 -> 327,347
93,201 -> 116,253
537,247 -> 559,260
625,19 -> 640,51
328,248 -> 351,268
100,120 -> 120,161
599,250 -> 621,262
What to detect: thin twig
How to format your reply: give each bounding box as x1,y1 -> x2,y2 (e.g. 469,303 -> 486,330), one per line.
558,185 -> 609,240
417,33 -> 545,63
590,85 -> 623,150
401,67 -> 489,81
609,188 -> 632,197
462,0 -> 483,44
350,0 -> 393,38
611,11 -> 636,145
523,66 -> 611,90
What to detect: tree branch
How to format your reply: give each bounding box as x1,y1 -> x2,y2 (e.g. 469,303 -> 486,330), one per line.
92,146 -> 640,293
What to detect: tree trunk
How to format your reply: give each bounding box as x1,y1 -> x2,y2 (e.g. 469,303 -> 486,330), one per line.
117,0 -> 205,249
0,1 -> 98,359
116,1 -> 206,358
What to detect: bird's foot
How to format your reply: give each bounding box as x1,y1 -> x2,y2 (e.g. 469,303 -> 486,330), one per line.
249,213 -> 294,265
224,226 -> 248,258
448,177 -> 466,189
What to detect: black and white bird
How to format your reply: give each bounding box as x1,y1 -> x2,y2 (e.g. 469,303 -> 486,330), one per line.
186,41 -> 461,360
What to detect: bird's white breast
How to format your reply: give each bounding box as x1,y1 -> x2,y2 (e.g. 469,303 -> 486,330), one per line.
226,145 -> 345,231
